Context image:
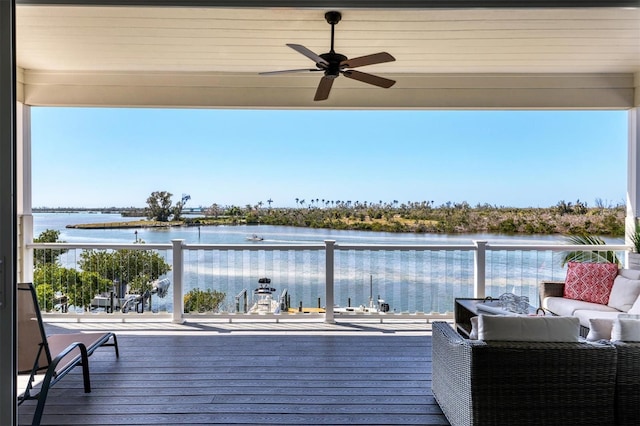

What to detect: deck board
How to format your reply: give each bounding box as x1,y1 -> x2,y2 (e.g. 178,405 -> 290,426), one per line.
18,323 -> 450,426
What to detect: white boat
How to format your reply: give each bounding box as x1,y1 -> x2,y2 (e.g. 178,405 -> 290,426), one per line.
249,278 -> 281,314
246,234 -> 264,241
333,275 -> 390,314
90,278 -> 171,313
334,297 -> 390,314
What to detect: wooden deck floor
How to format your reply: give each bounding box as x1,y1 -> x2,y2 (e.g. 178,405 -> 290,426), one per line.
18,321 -> 450,426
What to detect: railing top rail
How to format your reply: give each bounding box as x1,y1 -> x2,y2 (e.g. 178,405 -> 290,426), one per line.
486,243 -> 630,251
28,242 -> 171,250
29,241 -> 631,252
182,243 -> 326,251
335,243 -> 476,251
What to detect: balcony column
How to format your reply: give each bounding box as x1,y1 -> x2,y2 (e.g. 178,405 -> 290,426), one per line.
473,240 -> 487,298
17,103 -> 33,283
171,239 -> 185,323
324,240 -> 335,324
627,104 -> 640,267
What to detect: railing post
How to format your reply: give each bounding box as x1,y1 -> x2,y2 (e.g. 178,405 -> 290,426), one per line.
172,239 -> 185,323
473,240 -> 487,298
324,240 -> 336,324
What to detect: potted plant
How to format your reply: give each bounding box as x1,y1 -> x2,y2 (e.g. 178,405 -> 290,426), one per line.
628,221 -> 640,269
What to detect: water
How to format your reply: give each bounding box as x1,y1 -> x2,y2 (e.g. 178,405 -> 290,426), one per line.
34,212 -> 584,246
32,212 -> 626,314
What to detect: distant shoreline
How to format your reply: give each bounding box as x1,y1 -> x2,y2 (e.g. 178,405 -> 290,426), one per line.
44,202 -> 627,237
65,219 -> 183,229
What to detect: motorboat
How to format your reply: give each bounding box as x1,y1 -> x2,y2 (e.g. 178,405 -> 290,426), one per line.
333,275 -> 390,314
90,277 -> 171,313
249,277 -> 281,314
333,297 -> 390,314
246,234 -> 264,241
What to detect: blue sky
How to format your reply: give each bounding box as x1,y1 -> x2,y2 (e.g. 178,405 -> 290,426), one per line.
31,108 -> 628,209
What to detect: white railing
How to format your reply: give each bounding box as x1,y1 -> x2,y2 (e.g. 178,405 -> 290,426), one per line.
27,240 -> 631,322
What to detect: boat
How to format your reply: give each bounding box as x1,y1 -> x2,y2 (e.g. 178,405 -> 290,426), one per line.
249,278 -> 281,314
333,275 -> 391,314
90,277 -> 171,313
246,234 -> 264,241
333,298 -> 389,314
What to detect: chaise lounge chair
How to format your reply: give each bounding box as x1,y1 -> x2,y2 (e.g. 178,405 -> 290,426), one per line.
17,282 -> 119,426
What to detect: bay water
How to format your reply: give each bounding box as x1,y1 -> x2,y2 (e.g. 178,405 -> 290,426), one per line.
33,212 -> 624,314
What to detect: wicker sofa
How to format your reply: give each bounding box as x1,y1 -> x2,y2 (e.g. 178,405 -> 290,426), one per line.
431,321 -> 618,426
611,341 -> 640,426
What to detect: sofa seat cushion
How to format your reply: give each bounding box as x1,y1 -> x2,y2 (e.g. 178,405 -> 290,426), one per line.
573,309 -> 622,329
543,296 -> 620,317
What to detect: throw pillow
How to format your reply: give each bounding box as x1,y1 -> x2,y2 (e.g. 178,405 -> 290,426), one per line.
611,318 -> 640,342
586,318 -> 615,341
477,315 -> 580,342
469,316 -> 479,340
563,261 -> 618,304
608,275 -> 640,311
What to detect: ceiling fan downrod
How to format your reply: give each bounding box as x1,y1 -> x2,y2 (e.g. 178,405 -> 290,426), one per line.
325,11 -> 341,53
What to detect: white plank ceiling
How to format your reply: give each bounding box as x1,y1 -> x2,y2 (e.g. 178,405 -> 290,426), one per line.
15,4 -> 640,108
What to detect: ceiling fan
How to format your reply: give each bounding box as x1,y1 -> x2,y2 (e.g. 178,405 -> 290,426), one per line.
260,11 -> 396,101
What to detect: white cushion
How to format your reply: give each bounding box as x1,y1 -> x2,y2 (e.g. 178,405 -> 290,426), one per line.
543,296 -> 619,317
612,318 -> 640,341
469,316 -> 479,340
586,318 -> 615,341
628,295 -> 640,314
572,310 -> 622,329
477,314 -> 580,342
608,275 -> 640,312
619,268 -> 640,280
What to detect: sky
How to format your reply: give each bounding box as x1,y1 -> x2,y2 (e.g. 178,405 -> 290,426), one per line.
31,108 -> 628,209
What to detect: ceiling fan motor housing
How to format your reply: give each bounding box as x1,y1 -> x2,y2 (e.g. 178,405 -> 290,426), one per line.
320,52 -> 347,78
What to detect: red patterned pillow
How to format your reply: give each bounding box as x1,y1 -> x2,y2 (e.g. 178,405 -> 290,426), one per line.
563,262 -> 618,304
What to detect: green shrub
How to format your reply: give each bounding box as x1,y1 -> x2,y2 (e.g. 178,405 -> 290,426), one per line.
184,288 -> 226,313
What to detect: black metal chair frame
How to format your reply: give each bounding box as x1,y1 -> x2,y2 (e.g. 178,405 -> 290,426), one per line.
17,283 -> 119,426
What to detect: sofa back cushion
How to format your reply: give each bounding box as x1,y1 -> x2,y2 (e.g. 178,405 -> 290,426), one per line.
619,268 -> 640,280
608,275 -> 640,312
563,261 -> 618,305
477,314 -> 580,342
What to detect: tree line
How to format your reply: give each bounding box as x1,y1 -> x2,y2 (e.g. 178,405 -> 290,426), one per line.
188,198 -> 626,237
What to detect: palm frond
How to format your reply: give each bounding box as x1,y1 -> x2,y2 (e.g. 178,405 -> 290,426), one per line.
560,234 -> 621,267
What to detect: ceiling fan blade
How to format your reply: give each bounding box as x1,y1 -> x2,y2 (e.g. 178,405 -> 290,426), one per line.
341,52 -> 395,69
342,70 -> 395,88
314,76 -> 334,101
260,68 -> 322,75
287,44 -> 329,67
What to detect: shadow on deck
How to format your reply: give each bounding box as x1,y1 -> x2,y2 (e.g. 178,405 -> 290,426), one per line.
18,321 -> 449,425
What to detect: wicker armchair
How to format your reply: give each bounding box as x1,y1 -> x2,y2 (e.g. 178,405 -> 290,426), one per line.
431,321 -> 617,426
